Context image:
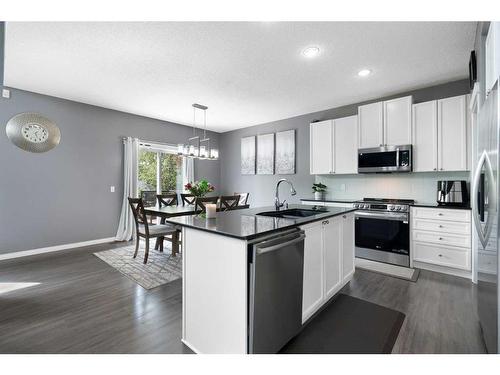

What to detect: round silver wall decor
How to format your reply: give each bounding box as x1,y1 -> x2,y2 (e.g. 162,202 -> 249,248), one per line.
5,113 -> 61,153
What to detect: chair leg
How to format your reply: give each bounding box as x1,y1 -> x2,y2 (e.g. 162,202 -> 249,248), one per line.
172,231 -> 179,257
159,237 -> 164,252
133,236 -> 140,258
144,237 -> 150,264
154,237 -> 160,250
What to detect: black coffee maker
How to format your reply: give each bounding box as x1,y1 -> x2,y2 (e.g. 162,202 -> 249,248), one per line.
436,180 -> 469,207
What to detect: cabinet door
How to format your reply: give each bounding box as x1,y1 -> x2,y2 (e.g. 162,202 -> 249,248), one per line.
333,115 -> 358,174
358,102 -> 384,148
383,96 -> 412,145
342,213 -> 355,283
310,120 -> 333,174
438,95 -> 467,171
412,100 -> 438,172
301,222 -> 324,322
323,217 -> 343,299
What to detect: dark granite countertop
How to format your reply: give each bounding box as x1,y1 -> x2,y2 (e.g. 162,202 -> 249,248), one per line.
301,197 -> 359,203
164,204 -> 355,240
411,202 -> 471,210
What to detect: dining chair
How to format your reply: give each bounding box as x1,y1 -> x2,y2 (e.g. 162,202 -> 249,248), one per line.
234,192 -> 249,206
195,196 -> 219,213
157,193 -> 178,208
128,198 -> 180,263
219,195 -> 241,211
181,193 -> 196,206
140,190 -> 157,223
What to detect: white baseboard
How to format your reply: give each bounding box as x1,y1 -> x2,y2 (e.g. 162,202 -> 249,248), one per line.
0,237 -> 117,262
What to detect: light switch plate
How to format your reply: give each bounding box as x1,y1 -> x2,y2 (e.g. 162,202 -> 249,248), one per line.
110,186 -> 115,193
2,89 -> 10,99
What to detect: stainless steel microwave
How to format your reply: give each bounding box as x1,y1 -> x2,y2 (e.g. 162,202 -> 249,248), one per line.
358,145 -> 412,173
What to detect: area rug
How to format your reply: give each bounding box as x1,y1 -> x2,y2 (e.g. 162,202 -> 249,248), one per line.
356,257 -> 420,282
280,294 -> 405,354
94,241 -> 182,290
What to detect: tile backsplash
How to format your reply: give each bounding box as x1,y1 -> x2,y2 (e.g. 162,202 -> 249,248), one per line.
315,171 -> 471,203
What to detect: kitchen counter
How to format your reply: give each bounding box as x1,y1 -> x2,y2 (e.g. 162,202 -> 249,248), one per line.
165,204 -> 354,240
411,202 -> 471,210
301,197 -> 359,204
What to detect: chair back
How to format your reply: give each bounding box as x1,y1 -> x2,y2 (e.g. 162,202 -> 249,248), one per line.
181,193 -> 196,206
195,196 -> 219,213
234,192 -> 249,206
219,195 -> 240,211
140,190 -> 157,207
157,193 -> 178,207
128,197 -> 149,235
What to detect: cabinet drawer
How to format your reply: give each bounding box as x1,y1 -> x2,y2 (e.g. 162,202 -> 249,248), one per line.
411,207 -> 470,222
413,241 -> 471,270
412,230 -> 471,248
412,218 -> 471,236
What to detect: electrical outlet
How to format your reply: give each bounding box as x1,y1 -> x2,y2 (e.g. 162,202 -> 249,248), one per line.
110,186 -> 115,193
2,89 -> 10,99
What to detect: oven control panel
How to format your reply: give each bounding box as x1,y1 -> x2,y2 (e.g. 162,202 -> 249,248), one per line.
353,203 -> 409,212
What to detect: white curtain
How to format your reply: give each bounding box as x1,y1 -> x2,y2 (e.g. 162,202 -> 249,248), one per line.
115,137 -> 139,241
182,156 -> 195,188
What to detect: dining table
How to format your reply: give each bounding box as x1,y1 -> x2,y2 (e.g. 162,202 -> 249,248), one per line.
143,203 -> 250,256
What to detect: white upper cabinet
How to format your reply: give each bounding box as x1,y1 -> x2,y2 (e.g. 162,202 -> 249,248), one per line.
412,101 -> 438,172
310,116 -> 357,175
358,102 -> 384,148
333,115 -> 358,174
438,95 -> 468,171
310,120 -> 333,174
358,96 -> 412,148
383,96 -> 412,145
485,22 -> 500,96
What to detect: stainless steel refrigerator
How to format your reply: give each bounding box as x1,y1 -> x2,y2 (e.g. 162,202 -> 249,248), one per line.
473,79 -> 500,354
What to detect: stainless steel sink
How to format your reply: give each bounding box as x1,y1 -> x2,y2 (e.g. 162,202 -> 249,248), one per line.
256,208 -> 321,219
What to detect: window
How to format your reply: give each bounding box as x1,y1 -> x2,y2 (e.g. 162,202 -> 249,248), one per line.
137,142 -> 191,207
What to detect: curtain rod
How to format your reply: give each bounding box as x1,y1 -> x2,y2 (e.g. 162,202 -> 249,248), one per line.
122,137 -> 177,148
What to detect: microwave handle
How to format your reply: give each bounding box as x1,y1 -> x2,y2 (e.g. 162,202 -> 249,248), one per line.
396,148 -> 400,167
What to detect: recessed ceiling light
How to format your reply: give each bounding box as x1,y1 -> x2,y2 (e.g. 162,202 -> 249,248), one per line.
302,46 -> 320,58
358,69 -> 372,77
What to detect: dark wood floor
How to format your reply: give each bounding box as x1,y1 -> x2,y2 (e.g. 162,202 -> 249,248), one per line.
0,243 -> 486,354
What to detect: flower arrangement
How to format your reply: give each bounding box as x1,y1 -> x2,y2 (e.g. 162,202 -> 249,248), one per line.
184,179 -> 215,197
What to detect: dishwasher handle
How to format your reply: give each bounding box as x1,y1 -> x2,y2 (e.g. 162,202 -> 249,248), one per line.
255,233 -> 305,255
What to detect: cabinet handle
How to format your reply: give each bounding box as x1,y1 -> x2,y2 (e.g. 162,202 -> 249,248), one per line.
439,237 -> 443,240
440,168 -> 444,171
438,213 -> 443,216
322,220 -> 329,225
438,254 -> 443,257
439,225 -> 443,228
433,168 -> 437,171
379,144 -> 383,147
343,215 -> 346,218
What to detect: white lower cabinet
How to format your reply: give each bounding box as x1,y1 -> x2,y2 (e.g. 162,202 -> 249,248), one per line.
301,213 -> 355,323
411,207 -> 472,275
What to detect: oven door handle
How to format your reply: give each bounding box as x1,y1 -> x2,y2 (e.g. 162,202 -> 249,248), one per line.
355,211 -> 408,221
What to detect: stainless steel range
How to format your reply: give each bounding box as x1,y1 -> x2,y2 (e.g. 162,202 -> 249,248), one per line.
353,198 -> 414,267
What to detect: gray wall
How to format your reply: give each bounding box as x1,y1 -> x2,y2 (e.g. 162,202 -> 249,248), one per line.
219,79 -> 471,207
0,87 -> 220,254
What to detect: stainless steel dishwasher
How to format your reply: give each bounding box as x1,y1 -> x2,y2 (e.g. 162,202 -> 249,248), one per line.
248,228 -> 305,354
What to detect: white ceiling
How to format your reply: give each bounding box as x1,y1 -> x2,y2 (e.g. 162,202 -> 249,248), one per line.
4,22 -> 476,133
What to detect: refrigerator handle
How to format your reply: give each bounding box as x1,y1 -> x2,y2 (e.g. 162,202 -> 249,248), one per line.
472,150 -> 495,249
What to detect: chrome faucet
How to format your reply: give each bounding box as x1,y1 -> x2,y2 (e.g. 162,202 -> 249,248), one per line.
275,178 -> 297,210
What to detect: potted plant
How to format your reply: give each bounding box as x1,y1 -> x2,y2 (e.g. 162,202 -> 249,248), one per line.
184,179 -> 215,197
312,183 -> 327,200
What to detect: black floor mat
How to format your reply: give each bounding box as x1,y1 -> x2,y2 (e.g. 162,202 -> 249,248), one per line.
280,294 -> 405,354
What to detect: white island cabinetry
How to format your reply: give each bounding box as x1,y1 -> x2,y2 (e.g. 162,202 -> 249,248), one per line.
301,212 -> 355,323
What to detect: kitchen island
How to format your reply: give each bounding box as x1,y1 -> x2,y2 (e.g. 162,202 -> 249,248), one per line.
165,204 -> 356,354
